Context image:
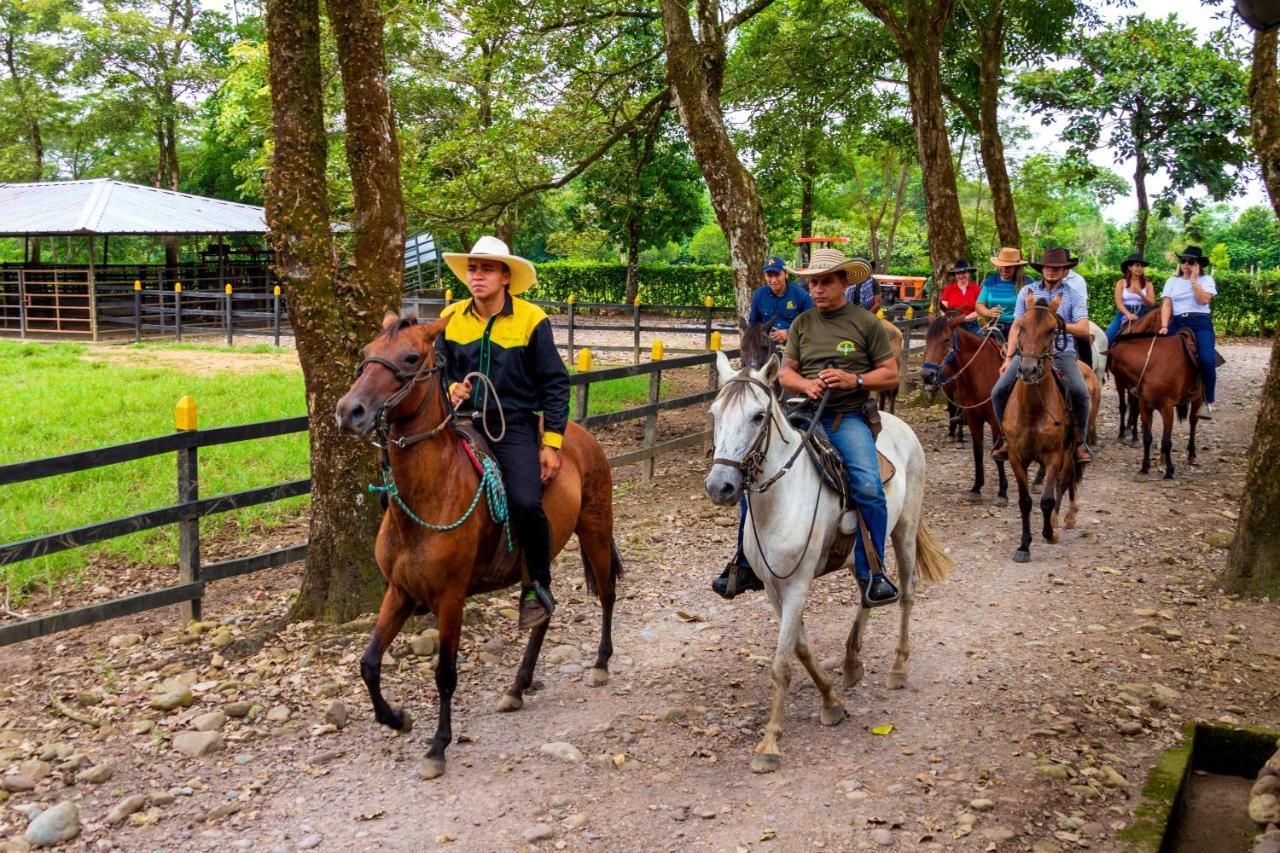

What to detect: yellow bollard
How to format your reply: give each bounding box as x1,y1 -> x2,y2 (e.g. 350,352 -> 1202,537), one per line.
225,283 -> 233,294
444,288 -> 453,304
876,307 -> 885,319
651,339 -> 664,361
709,331 -> 722,351
634,295 -> 642,306
567,294 -> 576,305
576,347 -> 592,373
175,396 -> 197,431
133,280 -> 141,291
904,306 -> 914,320
704,295 -> 714,308
273,285 -> 281,296
174,282 -> 182,293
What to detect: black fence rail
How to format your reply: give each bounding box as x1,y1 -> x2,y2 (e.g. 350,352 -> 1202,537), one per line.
0,347 -> 746,646
94,281 -> 288,345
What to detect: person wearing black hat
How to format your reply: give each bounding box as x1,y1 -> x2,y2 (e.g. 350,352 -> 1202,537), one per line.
990,247 -> 1094,464
748,256 -> 814,344
1159,245 -> 1218,416
940,259 -> 981,331
1105,253 -> 1155,345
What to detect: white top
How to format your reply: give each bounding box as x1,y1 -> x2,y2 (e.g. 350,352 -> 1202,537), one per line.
1161,275 -> 1216,315
1120,284 -> 1146,309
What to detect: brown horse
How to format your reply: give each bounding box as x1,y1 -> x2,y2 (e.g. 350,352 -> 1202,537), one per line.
1107,309 -> 1203,478
1003,294 -> 1101,563
878,318 -> 904,413
334,311 -> 622,780
920,311 -> 1009,504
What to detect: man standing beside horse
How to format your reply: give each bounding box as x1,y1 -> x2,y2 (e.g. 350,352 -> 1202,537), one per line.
991,247 -> 1094,464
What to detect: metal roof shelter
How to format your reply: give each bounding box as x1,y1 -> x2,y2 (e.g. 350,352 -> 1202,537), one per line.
0,179 -> 268,237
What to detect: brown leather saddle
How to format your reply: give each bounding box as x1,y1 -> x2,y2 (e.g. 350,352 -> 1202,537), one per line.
1176,328 -> 1227,368
454,419 -> 524,589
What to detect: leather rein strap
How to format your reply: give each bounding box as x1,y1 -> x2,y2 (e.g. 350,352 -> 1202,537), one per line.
354,355 -> 453,451
711,373 -> 832,493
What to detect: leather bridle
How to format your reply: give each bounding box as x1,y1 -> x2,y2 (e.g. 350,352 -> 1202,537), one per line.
353,353 -> 452,451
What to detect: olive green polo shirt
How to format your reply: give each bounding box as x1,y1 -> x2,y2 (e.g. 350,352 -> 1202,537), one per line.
782,303 -> 893,412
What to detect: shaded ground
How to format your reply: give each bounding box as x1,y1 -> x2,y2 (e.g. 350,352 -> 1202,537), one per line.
1,342 -> 1278,852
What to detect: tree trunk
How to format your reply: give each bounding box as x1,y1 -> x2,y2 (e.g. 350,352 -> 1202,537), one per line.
1133,152 -> 1149,257
1227,28 -> 1280,597
265,0 -> 390,623
976,22 -> 1019,249
883,163 -> 909,269
660,0 -> 769,315
624,214 -> 641,304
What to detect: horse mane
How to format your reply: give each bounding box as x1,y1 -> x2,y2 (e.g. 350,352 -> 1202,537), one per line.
384,310 -> 419,339
740,321 -> 773,370
926,310 -> 958,339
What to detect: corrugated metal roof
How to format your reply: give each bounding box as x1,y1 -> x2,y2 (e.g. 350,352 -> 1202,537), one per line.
0,179 -> 268,236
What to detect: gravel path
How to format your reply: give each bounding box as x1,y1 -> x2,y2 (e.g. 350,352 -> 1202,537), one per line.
1,343 -> 1276,852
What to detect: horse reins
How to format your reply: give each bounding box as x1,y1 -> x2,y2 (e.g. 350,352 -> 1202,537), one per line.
923,322 -> 1002,411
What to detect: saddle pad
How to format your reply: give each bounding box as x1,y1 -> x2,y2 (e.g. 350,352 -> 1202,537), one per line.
878,452 -> 895,485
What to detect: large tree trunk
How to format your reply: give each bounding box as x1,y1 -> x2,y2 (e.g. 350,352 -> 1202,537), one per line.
883,163 -> 909,269
862,0 -> 968,283
976,22 -> 1019,249
265,0 -> 395,623
660,0 -> 769,315
1227,28 -> 1280,597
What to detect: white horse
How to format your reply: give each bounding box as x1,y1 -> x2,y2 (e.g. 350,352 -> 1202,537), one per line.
1089,320 -> 1108,384
704,352 -> 953,774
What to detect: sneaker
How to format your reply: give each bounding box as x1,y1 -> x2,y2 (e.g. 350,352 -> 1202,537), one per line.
857,574 -> 901,608
518,584 -> 556,631
991,437 -> 1008,462
712,561 -> 763,599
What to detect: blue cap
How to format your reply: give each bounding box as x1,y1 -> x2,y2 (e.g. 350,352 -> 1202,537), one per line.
764,256 -> 787,273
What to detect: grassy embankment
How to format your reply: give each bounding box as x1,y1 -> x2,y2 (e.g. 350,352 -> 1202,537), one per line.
0,340 -> 666,603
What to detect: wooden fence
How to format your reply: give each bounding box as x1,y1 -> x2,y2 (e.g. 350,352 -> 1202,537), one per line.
0,347 -> 743,647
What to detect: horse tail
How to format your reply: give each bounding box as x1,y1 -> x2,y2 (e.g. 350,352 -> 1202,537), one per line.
582,537 -> 624,596
914,518 -> 954,585
1176,403 -> 1188,423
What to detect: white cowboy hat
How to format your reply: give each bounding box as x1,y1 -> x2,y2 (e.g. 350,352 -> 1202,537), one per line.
789,248 -> 872,286
443,236 -> 537,296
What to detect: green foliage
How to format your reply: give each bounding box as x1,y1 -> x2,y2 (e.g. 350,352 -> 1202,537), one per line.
1082,268 -> 1280,335
529,260 -> 735,305
688,223 -> 730,265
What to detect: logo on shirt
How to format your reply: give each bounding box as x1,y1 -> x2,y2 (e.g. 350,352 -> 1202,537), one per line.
836,340 -> 856,356
786,300 -> 795,309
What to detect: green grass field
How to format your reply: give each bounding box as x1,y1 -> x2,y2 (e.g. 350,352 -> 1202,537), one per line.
0,341 -> 667,604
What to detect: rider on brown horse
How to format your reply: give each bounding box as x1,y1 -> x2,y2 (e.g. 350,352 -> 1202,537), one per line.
439,236 -> 568,629
991,247 -> 1094,465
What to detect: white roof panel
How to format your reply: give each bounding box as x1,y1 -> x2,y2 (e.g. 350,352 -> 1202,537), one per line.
0,179 -> 268,236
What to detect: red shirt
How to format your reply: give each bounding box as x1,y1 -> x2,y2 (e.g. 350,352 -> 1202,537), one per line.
941,281 -> 979,314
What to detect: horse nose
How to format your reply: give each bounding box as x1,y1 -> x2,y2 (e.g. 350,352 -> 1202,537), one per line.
335,393 -> 371,435
920,368 -> 936,387
704,469 -> 740,506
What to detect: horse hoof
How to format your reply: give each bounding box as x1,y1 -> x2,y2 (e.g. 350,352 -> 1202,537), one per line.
393,708 -> 413,734
964,491 -> 982,503
886,671 -> 907,690
496,694 -> 523,713
820,704 -> 846,727
750,753 -> 781,774
416,757 -> 446,780
588,667 -> 610,687
842,662 -> 864,690
1013,550 -> 1030,563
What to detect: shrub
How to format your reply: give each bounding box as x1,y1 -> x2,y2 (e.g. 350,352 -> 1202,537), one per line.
1082,268 -> 1279,335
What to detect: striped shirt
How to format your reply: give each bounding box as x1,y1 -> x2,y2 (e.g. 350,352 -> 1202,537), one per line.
1013,279 -> 1088,353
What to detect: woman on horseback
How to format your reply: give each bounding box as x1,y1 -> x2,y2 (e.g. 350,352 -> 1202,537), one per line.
1159,245 -> 1218,417
940,260 -> 981,331
977,247 -> 1033,338
1105,253 -> 1155,345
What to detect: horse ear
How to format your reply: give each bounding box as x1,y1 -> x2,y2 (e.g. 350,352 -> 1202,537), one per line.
759,353 -> 781,386
382,310 -> 400,330
715,350 -> 735,383
947,313 -> 966,329
1049,294 -> 1062,312
1024,290 -> 1036,309
422,313 -> 450,340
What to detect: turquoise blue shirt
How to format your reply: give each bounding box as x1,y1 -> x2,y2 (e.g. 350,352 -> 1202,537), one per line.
979,272 -> 1036,319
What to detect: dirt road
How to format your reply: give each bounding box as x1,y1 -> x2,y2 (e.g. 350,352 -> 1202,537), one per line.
1,342 -> 1277,852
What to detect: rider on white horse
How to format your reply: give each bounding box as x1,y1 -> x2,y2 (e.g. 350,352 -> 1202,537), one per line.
779,249 -> 901,607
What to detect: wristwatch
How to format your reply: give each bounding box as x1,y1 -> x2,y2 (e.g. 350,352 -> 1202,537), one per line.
855,374 -> 865,390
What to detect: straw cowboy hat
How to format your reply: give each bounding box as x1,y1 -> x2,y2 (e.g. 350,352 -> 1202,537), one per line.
790,248 -> 872,286
989,247 -> 1029,268
443,236 -> 537,296
1028,247 -> 1078,272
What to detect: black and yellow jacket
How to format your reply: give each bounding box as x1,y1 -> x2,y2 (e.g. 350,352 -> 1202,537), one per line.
438,293 -> 569,448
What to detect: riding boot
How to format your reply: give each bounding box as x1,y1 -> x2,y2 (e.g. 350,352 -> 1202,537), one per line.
992,435 -> 1008,461
857,574 -> 901,608
519,581 -> 556,630
713,551 -> 763,599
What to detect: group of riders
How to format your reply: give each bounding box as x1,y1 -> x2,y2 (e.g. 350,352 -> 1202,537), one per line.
430,235 -> 1221,631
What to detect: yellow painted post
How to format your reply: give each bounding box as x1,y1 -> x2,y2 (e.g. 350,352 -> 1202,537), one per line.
224,283 -> 234,345
173,282 -> 184,342
704,295 -> 714,308
444,288 -> 453,306
904,305 -> 914,320
272,285 -> 282,346
704,295 -> 715,348
565,294 -> 577,363
175,395 -> 201,622
650,339 -> 664,361
876,307 -> 885,319
709,330 -> 722,351
574,348 -> 592,422
134,280 -> 141,290
644,340 -> 662,481
632,294 -> 642,365
133,280 -> 142,343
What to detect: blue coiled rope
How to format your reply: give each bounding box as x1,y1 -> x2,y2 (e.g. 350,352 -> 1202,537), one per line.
369,455 -> 512,551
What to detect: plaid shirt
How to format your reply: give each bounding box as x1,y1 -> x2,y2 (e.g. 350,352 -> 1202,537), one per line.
1013,278 -> 1088,353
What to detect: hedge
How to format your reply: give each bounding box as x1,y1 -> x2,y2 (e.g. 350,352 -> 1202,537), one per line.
1081,269 -> 1279,336
531,261 -> 736,306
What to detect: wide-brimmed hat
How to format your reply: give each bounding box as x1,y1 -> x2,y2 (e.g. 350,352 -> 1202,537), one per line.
1120,252 -> 1147,275
1029,247 -> 1078,272
1177,245 -> 1209,268
947,259 -> 977,275
443,236 -> 537,296
989,247 -> 1028,268
790,248 -> 871,286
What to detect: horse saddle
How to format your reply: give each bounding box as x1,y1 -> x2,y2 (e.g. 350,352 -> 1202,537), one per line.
454,419 -> 524,589
1175,328 -> 1227,368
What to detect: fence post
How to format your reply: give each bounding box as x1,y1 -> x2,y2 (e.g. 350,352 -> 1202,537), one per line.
706,332 -> 721,452
272,285 -> 282,346
632,295 -> 642,365
644,340 -> 663,481
224,283 -> 234,346
18,270 -> 26,340
565,294 -> 576,364
444,288 -> 452,309
704,295 -> 714,349
133,280 -> 142,343
175,395 -> 201,623
574,348 -> 592,422
899,320 -> 912,396
174,283 -> 183,343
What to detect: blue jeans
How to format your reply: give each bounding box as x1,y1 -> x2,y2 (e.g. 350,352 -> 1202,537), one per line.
1170,313 -> 1216,404
992,350 -> 1092,445
1105,305 -> 1151,345
821,411 -> 887,581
